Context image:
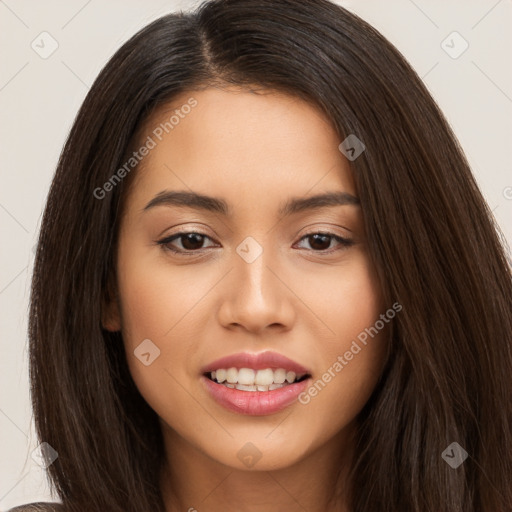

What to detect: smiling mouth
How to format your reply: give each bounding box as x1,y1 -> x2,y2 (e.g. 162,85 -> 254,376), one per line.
203,367 -> 311,392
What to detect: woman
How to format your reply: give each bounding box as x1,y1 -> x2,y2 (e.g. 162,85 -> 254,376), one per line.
11,0 -> 512,510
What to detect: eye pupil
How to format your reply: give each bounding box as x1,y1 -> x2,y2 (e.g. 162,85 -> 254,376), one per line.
309,234 -> 331,251
181,233 -> 205,250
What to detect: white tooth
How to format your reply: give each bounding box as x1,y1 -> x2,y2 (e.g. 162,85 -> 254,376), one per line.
211,370 -> 216,380
216,368 -> 227,383
269,383 -> 285,390
238,368 -> 256,385
235,383 -> 257,391
225,383 -> 235,388
273,368 -> 286,384
285,371 -> 296,383
226,367 -> 238,383
257,384 -> 269,391
255,368 -> 274,386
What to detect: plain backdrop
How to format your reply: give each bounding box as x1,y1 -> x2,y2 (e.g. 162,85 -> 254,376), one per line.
1,0 -> 511,508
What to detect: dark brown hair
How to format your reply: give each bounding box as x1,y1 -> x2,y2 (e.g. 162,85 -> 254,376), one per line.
28,0 -> 512,511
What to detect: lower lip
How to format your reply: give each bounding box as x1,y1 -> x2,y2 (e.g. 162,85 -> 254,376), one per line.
201,375 -> 311,416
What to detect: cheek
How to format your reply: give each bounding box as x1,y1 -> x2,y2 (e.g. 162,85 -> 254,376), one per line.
116,238 -> 218,347
297,248 -> 384,346
296,250 -> 387,429
116,243 -> 245,435
115,249 -> 207,410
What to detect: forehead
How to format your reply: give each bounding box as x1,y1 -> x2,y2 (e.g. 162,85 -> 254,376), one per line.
125,86 -> 357,212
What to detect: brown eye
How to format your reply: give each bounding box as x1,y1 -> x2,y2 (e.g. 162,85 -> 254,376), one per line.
179,233 -> 208,250
296,232 -> 353,252
157,232 -> 217,253
306,233 -> 332,251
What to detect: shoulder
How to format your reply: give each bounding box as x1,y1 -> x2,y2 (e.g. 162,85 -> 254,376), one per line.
7,503 -> 65,512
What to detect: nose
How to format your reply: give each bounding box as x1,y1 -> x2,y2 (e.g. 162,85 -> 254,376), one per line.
217,241 -> 296,334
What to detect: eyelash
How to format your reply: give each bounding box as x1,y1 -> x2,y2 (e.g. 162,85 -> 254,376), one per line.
156,230 -> 353,256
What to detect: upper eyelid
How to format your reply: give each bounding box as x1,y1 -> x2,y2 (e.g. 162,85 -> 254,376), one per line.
159,228 -> 349,241
159,231 -> 217,244
157,231 -> 218,253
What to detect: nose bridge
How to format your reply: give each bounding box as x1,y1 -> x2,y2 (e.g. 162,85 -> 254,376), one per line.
219,235 -> 294,332
244,243 -> 269,281
235,235 -> 277,307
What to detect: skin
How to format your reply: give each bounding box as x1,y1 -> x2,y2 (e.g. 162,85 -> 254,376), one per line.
103,86 -> 389,511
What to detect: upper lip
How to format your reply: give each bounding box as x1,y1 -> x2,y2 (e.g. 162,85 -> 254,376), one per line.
201,350 -> 311,375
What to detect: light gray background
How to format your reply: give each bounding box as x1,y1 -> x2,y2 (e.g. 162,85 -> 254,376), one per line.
1,0 -> 511,508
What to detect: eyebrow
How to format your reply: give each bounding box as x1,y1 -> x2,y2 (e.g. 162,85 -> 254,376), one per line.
143,190 -> 360,216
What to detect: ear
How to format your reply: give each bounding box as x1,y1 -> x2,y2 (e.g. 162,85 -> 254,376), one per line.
101,273 -> 121,332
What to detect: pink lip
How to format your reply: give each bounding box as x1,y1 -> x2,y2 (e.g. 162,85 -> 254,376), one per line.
201,350 -> 311,374
201,375 -> 311,415
200,351 -> 312,416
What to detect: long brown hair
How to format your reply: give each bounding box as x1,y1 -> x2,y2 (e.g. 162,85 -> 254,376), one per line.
29,0 -> 512,510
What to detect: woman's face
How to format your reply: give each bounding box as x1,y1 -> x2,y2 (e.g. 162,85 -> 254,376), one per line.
106,86 -> 388,472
